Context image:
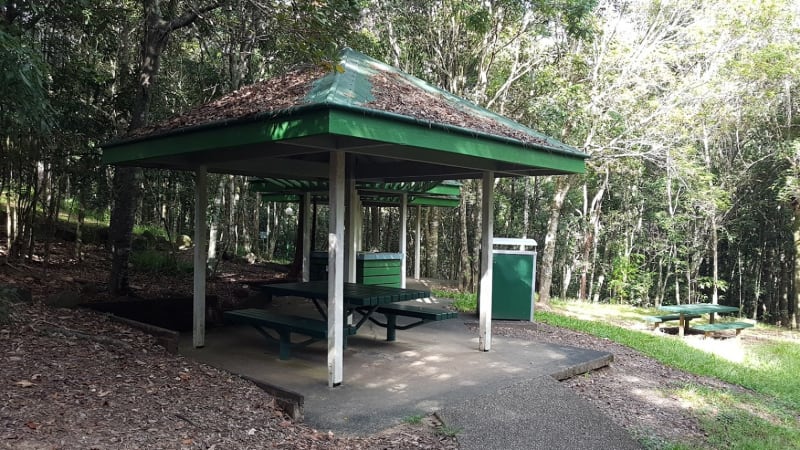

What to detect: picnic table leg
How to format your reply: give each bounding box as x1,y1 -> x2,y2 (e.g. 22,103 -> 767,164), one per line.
678,313 -> 685,337
386,314 -> 397,342
709,312 -> 716,324
278,330 -> 291,360
311,298 -> 328,320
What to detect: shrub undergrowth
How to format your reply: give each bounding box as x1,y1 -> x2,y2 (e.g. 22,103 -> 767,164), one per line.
130,249 -> 192,274
432,289 -> 477,312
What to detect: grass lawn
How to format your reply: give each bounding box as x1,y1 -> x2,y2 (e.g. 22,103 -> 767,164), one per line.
431,289 -> 800,449
541,300 -> 800,450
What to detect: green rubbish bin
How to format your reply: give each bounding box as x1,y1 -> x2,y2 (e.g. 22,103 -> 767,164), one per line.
490,237 -> 537,321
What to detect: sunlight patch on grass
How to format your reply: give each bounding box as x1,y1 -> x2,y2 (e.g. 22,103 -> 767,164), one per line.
551,300 -> 655,328
681,336 -> 747,364
669,385 -> 800,450
539,303 -> 800,449
536,310 -> 800,410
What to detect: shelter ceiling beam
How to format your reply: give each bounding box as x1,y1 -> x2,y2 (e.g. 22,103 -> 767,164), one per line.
211,156 -> 328,178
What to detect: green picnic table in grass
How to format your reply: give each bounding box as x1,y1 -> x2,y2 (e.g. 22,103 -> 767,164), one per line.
659,303 -> 747,337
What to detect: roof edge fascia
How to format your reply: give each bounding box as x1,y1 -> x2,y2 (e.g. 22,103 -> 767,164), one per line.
327,103 -> 588,159
103,103 -> 587,160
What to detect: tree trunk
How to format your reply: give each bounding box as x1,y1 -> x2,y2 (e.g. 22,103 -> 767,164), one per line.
471,180 -> 483,292
521,177 -> 531,240
241,182 -> 253,254
289,203 -> 304,279
428,208 -> 439,278
207,174 -> 227,275
109,166 -> 141,294
370,206 -> 380,249
74,189 -> 85,262
108,0 -> 224,295
459,191 -> 470,291
538,176 -> 573,305
792,207 -> 800,327
310,200 -> 318,253
582,168 -> 608,301
711,218 -> 719,304
227,175 -> 236,254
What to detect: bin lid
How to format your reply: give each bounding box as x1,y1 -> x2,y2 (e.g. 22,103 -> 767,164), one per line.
493,237 -> 537,251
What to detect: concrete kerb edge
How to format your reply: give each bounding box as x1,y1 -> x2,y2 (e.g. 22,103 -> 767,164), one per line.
548,353 -> 614,381
105,313 -> 180,354
239,374 -> 305,421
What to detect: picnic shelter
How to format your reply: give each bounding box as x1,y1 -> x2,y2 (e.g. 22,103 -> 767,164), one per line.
101,48 -> 588,387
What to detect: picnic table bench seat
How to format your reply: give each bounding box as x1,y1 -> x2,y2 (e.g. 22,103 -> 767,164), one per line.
644,313 -> 701,330
224,308 -> 356,360
363,303 -> 458,341
691,321 -> 753,338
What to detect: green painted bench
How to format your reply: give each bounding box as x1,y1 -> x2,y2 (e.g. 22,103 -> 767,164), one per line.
365,303 -> 458,341
224,309 -> 356,360
644,314 -> 700,330
691,321 -> 754,338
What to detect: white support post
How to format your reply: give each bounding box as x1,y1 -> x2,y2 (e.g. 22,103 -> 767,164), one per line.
302,193 -> 311,282
478,172 -> 494,351
414,205 -> 421,280
399,193 -> 408,288
328,152 -> 345,387
193,166 -> 208,348
346,178 -> 357,283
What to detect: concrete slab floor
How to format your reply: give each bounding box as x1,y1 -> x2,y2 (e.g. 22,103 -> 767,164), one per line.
179,295 -> 612,436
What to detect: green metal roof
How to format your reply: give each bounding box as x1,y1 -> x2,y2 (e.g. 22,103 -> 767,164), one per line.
102,48 -> 587,181
302,49 -> 579,155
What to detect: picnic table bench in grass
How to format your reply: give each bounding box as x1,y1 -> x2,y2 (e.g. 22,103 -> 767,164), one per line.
361,303 -> 458,341
644,313 -> 701,330
691,321 -> 754,338
659,303 -> 740,337
223,309 -> 356,360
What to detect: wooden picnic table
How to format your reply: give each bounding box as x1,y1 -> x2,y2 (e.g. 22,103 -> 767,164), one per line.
659,303 -> 740,337
259,280 -> 431,332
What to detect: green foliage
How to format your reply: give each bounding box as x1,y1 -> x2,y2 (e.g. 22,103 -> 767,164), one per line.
0,29 -> 53,134
433,289 -> 477,313
402,414 -> 424,425
130,250 -> 192,274
608,253 -> 652,305
435,424 -> 460,438
61,197 -> 109,224
2,0 -> 799,330
133,224 -> 170,242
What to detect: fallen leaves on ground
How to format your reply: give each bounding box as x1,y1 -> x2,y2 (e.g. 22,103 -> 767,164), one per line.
1,292 -> 456,449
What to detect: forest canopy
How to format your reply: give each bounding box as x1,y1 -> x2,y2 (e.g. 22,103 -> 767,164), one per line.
1,0 -> 798,327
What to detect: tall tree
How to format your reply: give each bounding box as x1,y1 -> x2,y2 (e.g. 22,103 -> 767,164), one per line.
108,0 -> 224,295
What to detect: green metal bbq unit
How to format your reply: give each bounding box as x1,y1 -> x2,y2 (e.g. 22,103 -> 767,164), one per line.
311,251 -> 403,287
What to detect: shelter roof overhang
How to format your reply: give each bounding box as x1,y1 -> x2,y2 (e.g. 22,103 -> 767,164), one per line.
102,105 -> 586,181
101,48 -> 587,182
